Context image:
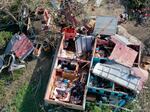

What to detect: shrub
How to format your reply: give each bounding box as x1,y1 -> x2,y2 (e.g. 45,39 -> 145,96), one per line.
0,31 -> 12,49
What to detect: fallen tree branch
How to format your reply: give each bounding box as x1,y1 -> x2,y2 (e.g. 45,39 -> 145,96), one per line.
0,7 -> 18,23
3,8 -> 18,23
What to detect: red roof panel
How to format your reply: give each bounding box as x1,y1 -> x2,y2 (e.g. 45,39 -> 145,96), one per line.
109,43 -> 138,67
12,34 -> 34,59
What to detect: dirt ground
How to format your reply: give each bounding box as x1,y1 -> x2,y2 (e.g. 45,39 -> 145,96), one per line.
85,0 -> 150,42
0,60 -> 37,111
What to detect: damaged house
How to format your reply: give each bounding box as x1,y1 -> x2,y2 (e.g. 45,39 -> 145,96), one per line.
44,27 -> 95,110
44,16 -> 148,111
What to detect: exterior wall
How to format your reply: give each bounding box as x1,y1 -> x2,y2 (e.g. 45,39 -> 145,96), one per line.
44,69 -> 57,100
57,34 -> 65,58
44,37 -> 61,104
45,99 -> 84,110
87,87 -> 129,99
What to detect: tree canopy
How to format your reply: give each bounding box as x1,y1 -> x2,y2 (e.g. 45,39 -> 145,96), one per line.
128,0 -> 149,9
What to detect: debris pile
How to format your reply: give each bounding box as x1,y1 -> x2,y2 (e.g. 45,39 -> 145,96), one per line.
44,6 -> 149,111
0,0 -> 149,111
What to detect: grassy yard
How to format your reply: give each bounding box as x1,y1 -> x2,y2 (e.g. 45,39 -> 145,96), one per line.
1,55 -> 136,112
2,49 -> 80,112
3,55 -> 52,112
0,69 -> 24,110
6,80 -> 47,112
0,31 -> 12,49
5,82 -> 41,112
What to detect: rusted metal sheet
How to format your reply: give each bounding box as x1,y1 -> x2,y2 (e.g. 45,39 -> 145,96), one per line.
5,33 -> 34,60
109,44 -> 138,67
12,34 -> 33,60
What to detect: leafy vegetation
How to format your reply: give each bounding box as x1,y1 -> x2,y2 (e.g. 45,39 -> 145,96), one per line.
5,82 -> 36,112
0,31 -> 12,49
9,0 -> 22,13
0,69 -> 24,108
13,69 -> 25,80
86,102 -> 112,112
127,0 -> 150,9
4,75 -> 44,112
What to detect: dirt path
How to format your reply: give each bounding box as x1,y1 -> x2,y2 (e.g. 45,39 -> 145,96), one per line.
85,0 -> 123,17
122,21 -> 150,42
0,60 -> 37,111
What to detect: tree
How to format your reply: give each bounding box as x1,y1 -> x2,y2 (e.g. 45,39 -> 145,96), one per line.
127,0 -> 148,9
0,0 -> 48,32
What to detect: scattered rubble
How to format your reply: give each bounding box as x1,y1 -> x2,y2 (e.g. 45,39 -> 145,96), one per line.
0,0 -> 149,112
44,11 -> 149,112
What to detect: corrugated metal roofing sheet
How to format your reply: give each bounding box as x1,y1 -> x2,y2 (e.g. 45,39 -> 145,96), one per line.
109,43 -> 138,67
111,34 -> 132,45
132,67 -> 148,82
5,34 -> 34,60
94,16 -> 118,35
75,35 -> 94,55
92,63 -> 145,93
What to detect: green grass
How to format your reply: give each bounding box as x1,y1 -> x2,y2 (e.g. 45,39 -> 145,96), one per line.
6,83 -> 28,112
3,67 -> 49,112
0,69 -> 24,112
0,69 -> 24,109
0,79 -> 5,95
0,69 -> 24,81
5,76 -> 46,112
0,66 -> 39,112
86,102 -> 112,112
13,69 -> 25,80
0,31 -> 12,48
5,82 -> 38,112
4,68 -> 38,112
